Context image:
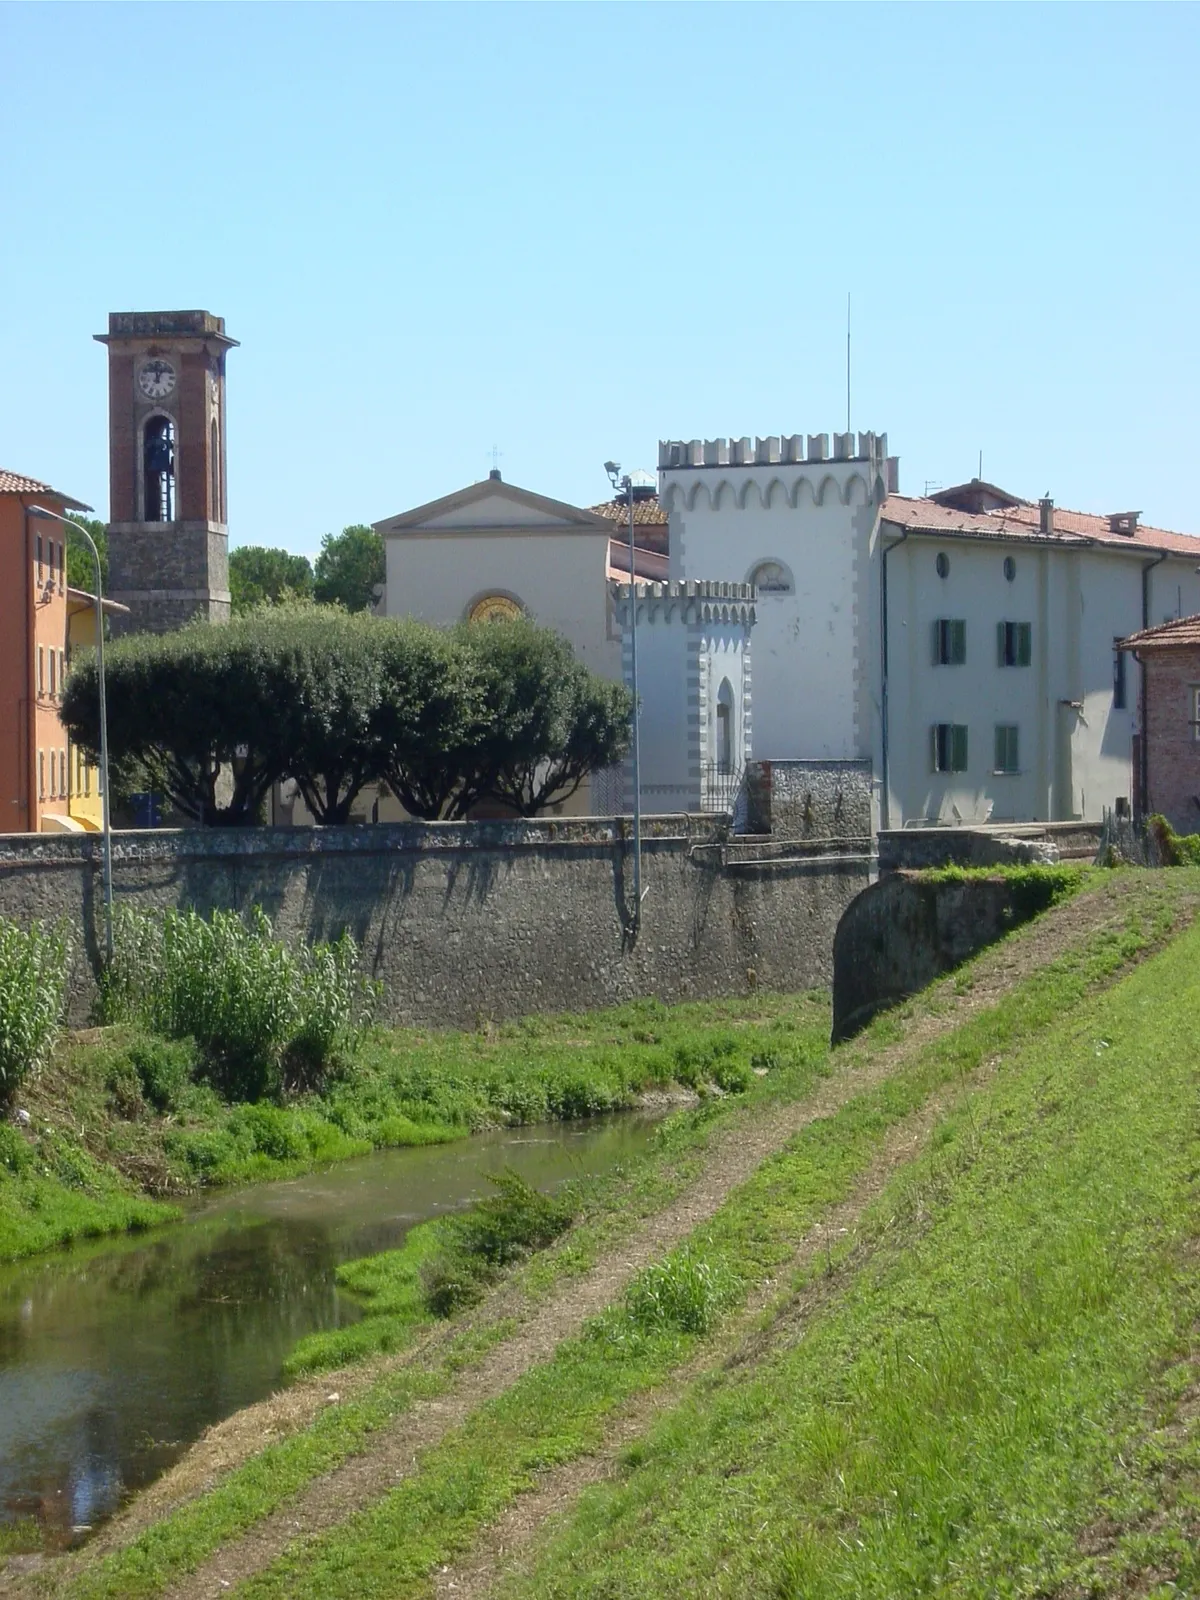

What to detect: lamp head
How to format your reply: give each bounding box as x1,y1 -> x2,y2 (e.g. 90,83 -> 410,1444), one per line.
604,460 -> 620,489
27,504 -> 56,521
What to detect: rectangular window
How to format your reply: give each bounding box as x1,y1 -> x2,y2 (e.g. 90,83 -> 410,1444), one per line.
1113,640 -> 1127,709
997,621 -> 1032,667
994,724 -> 1020,773
60,748 -> 67,799
1192,687 -> 1200,742
49,649 -> 56,698
35,535 -> 43,581
58,541 -> 65,580
59,650 -> 66,691
84,758 -> 91,798
49,749 -> 56,799
932,723 -> 969,773
38,749 -> 45,801
933,619 -> 966,665
37,646 -> 44,695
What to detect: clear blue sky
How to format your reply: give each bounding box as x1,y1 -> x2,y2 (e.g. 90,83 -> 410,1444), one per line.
2,2 -> 1198,554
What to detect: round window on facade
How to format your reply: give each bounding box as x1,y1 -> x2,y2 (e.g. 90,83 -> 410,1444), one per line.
1004,555 -> 1016,582
935,551 -> 950,579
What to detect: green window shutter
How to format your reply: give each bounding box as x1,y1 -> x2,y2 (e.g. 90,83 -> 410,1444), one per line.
1018,623 -> 1032,666
997,621 -> 1006,667
953,620 -> 966,664
933,620 -> 942,665
994,725 -> 1004,770
932,724 -> 942,771
952,724 -> 968,772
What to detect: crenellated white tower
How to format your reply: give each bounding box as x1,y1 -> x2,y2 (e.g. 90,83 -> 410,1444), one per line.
659,432 -> 896,771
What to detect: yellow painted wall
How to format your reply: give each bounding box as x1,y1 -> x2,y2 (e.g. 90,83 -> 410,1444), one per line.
66,602 -> 102,831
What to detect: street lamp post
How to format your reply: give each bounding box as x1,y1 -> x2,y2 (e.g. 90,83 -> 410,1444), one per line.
604,462 -> 643,934
28,506 -> 114,963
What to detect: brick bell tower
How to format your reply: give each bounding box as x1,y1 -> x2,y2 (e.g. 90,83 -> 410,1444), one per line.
95,310 -> 237,634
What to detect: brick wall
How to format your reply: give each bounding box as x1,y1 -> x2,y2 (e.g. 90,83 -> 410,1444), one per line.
1144,647 -> 1200,835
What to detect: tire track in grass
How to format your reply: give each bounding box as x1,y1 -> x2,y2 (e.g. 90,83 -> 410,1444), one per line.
33,873 -> 1190,1600
429,1099 -> 950,1600
186,879 -> 1184,1600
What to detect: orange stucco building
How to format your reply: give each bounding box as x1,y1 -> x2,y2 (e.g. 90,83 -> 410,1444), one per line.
0,469 -> 101,833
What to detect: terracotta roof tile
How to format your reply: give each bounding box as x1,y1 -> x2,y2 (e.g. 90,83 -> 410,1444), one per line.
589,496 -> 669,527
1119,614 -> 1200,652
882,494 -> 1200,558
0,468 -> 91,511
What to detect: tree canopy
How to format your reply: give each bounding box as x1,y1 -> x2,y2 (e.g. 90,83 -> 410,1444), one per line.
313,525 -> 385,613
65,516 -> 109,593
61,611 -> 632,826
229,546 -> 315,613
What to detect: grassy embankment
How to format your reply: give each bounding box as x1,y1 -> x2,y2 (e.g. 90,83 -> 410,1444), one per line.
47,868 -> 1194,1600
0,988 -> 818,1263
508,904 -> 1200,1597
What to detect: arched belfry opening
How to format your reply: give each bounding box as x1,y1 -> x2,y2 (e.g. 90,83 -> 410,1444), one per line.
143,414 -> 176,522
210,419 -> 220,521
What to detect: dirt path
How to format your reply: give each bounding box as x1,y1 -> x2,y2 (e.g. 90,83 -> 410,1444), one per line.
431,1095 -> 949,1600
154,874 -> 1174,1600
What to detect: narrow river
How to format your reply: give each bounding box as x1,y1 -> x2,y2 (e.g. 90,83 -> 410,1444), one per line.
0,1113 -> 661,1544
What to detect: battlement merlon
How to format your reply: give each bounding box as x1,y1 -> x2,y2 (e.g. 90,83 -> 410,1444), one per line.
658,433 -> 888,470
95,310 -> 239,349
608,578 -> 757,625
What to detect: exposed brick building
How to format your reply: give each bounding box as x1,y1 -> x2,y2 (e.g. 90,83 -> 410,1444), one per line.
1120,615 -> 1200,833
95,310 -> 236,634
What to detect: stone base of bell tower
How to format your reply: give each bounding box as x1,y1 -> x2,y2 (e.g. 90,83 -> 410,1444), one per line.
107,519 -> 231,636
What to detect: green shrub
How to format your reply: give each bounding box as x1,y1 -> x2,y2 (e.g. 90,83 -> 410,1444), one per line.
127,1036 -> 197,1113
452,1168 -> 576,1267
0,1125 -> 33,1176
422,1169 -> 577,1318
0,917 -> 70,1102
712,1057 -> 754,1094
422,1254 -> 491,1319
624,1247 -> 737,1336
100,906 -> 378,1101
228,1104 -> 308,1163
1147,814 -> 1200,866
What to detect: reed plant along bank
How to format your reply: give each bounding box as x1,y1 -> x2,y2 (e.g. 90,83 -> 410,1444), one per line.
0,916 -> 70,1102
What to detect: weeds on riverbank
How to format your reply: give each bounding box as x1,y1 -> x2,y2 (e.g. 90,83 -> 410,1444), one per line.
0,916 -> 70,1101
1,989 -> 823,1265
99,907 -> 380,1099
286,1170 -> 579,1376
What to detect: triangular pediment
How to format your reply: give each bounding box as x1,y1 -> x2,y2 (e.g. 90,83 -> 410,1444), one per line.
375,478 -> 613,537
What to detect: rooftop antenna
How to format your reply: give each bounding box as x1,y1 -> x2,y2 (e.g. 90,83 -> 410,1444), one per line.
488,444 -> 503,481
978,449 -> 983,481
846,292 -> 851,435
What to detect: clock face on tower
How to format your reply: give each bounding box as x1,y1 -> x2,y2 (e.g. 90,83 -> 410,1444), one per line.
137,358 -> 177,401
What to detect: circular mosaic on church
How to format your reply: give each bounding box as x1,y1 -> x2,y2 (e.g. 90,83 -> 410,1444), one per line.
468,593 -> 523,624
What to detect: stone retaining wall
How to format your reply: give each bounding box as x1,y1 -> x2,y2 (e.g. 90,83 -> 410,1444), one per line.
0,818 -> 869,1028
831,872 -> 1047,1041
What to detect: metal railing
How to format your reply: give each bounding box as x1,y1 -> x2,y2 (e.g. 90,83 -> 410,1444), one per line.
700,762 -> 745,815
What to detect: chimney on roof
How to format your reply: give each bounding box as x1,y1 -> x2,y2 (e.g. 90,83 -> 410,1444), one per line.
1107,511 -> 1140,537
488,468 -> 502,481
1039,495 -> 1054,535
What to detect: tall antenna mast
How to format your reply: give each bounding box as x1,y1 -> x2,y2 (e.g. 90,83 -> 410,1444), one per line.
846,292 -> 851,435
978,448 -> 983,480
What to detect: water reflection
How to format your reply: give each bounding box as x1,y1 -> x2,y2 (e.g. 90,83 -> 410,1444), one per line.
0,1115 -> 657,1541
